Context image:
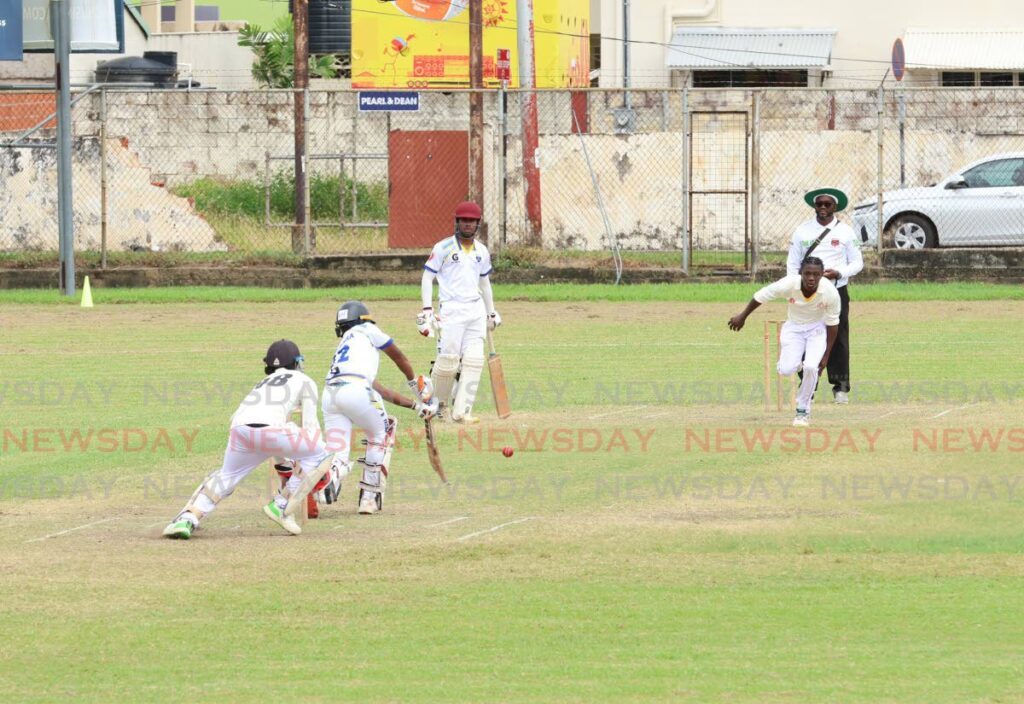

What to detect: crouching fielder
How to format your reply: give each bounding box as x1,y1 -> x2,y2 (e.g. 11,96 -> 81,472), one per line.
163,340 -> 330,539
417,200 -> 500,423
728,257 -> 840,426
321,301 -> 437,515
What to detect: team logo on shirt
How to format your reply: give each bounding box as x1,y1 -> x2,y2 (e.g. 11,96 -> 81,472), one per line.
476,255 -> 481,262
831,239 -> 840,247
452,253 -> 460,262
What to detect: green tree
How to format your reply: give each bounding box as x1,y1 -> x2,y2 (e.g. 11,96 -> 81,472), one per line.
237,16 -> 341,88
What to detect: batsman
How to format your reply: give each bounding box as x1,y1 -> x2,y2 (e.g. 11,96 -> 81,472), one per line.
417,200 -> 501,423
320,301 -> 437,515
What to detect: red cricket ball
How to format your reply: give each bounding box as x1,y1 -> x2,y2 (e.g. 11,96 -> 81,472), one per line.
502,446 -> 514,458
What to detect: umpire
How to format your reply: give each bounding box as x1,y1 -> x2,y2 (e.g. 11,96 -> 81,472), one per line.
786,188 -> 863,404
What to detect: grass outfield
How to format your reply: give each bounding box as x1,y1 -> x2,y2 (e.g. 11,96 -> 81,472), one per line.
1,296 -> 1023,701
4,280 -> 1024,304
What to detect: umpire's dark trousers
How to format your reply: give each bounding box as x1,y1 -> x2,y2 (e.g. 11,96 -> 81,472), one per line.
828,285 -> 851,393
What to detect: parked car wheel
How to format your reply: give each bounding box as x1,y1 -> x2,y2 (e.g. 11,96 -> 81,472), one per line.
884,214 -> 937,249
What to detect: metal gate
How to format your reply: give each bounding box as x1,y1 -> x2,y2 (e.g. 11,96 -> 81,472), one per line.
688,111 -> 750,270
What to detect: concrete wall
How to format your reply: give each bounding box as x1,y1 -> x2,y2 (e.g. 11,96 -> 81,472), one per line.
597,0 -> 1024,88
8,86 -> 1023,254
0,136 -> 223,252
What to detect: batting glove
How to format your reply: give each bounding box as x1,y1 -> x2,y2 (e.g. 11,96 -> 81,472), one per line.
408,375 -> 434,402
414,399 -> 439,420
488,310 -> 502,330
416,307 -> 435,337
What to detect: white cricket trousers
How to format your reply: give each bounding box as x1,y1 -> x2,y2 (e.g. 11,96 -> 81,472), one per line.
321,381 -> 389,467
437,298 -> 486,357
194,423 -> 329,517
777,321 -> 827,412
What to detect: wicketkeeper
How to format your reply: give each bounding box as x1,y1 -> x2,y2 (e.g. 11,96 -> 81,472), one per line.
417,200 -> 501,423
163,339 -> 330,539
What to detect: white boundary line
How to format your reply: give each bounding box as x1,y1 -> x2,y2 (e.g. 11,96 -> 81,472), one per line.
427,516 -> 469,528
646,411 -> 673,419
456,517 -> 536,542
931,404 -> 973,419
25,517 -> 120,543
589,405 -> 647,420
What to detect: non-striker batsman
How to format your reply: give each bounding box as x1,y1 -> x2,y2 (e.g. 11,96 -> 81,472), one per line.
417,201 -> 501,423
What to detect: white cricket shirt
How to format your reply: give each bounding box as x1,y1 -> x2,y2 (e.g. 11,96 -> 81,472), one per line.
754,275 -> 842,327
231,367 -> 320,430
423,236 -> 493,304
786,217 -> 863,288
325,322 -> 393,384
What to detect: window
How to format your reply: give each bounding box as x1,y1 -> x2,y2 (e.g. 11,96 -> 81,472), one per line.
942,71 -> 1021,86
941,71 -> 975,86
692,69 -> 808,88
981,72 -> 1014,86
962,158 -> 1024,188
590,33 -> 600,87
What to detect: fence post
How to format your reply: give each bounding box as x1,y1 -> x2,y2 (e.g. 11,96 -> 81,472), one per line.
681,85 -> 689,275
303,87 -> 312,255
99,87 -> 108,270
351,97 -> 359,225
898,89 -> 906,187
876,86 -> 884,255
750,90 -> 760,281
498,85 -> 508,256
264,150 -> 272,226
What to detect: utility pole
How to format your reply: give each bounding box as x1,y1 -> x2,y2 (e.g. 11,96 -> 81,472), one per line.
516,0 -> 542,244
469,0 -> 485,239
292,0 -> 311,254
52,0 -> 74,295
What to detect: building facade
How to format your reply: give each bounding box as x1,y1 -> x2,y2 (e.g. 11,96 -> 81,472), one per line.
595,0 -> 1024,88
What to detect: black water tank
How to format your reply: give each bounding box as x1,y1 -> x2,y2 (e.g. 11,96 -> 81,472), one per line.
96,51 -> 178,87
290,0 -> 351,54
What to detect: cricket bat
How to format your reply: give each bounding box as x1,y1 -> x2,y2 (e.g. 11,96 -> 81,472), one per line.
423,417 -> 448,483
486,329 -> 512,419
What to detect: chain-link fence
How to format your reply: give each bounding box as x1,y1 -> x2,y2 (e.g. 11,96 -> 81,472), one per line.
4,86 -> 1024,267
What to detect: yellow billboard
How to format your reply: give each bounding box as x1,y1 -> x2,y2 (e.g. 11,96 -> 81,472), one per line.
351,0 -> 589,89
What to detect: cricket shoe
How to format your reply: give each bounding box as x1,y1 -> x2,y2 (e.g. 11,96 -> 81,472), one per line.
792,410 -> 810,427
834,391 -> 850,405
358,490 -> 382,515
263,501 -> 302,535
162,516 -> 194,540
452,414 -> 480,425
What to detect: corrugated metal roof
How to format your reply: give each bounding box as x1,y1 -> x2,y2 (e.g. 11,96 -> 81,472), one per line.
904,29 -> 1024,70
666,27 -> 835,70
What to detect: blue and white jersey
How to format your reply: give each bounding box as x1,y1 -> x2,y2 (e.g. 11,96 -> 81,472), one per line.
423,236 -> 492,304
325,322 -> 393,384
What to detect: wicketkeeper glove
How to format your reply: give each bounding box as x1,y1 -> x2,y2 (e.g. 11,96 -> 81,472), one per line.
408,375 -> 434,402
488,310 -> 502,330
416,307 -> 435,337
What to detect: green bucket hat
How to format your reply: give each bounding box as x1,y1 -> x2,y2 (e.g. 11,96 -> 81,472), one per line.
804,187 -> 849,211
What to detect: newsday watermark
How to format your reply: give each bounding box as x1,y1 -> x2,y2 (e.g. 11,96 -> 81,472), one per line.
4,378 -> 1024,408
3,425 -> 1024,455
3,472 -> 1022,504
